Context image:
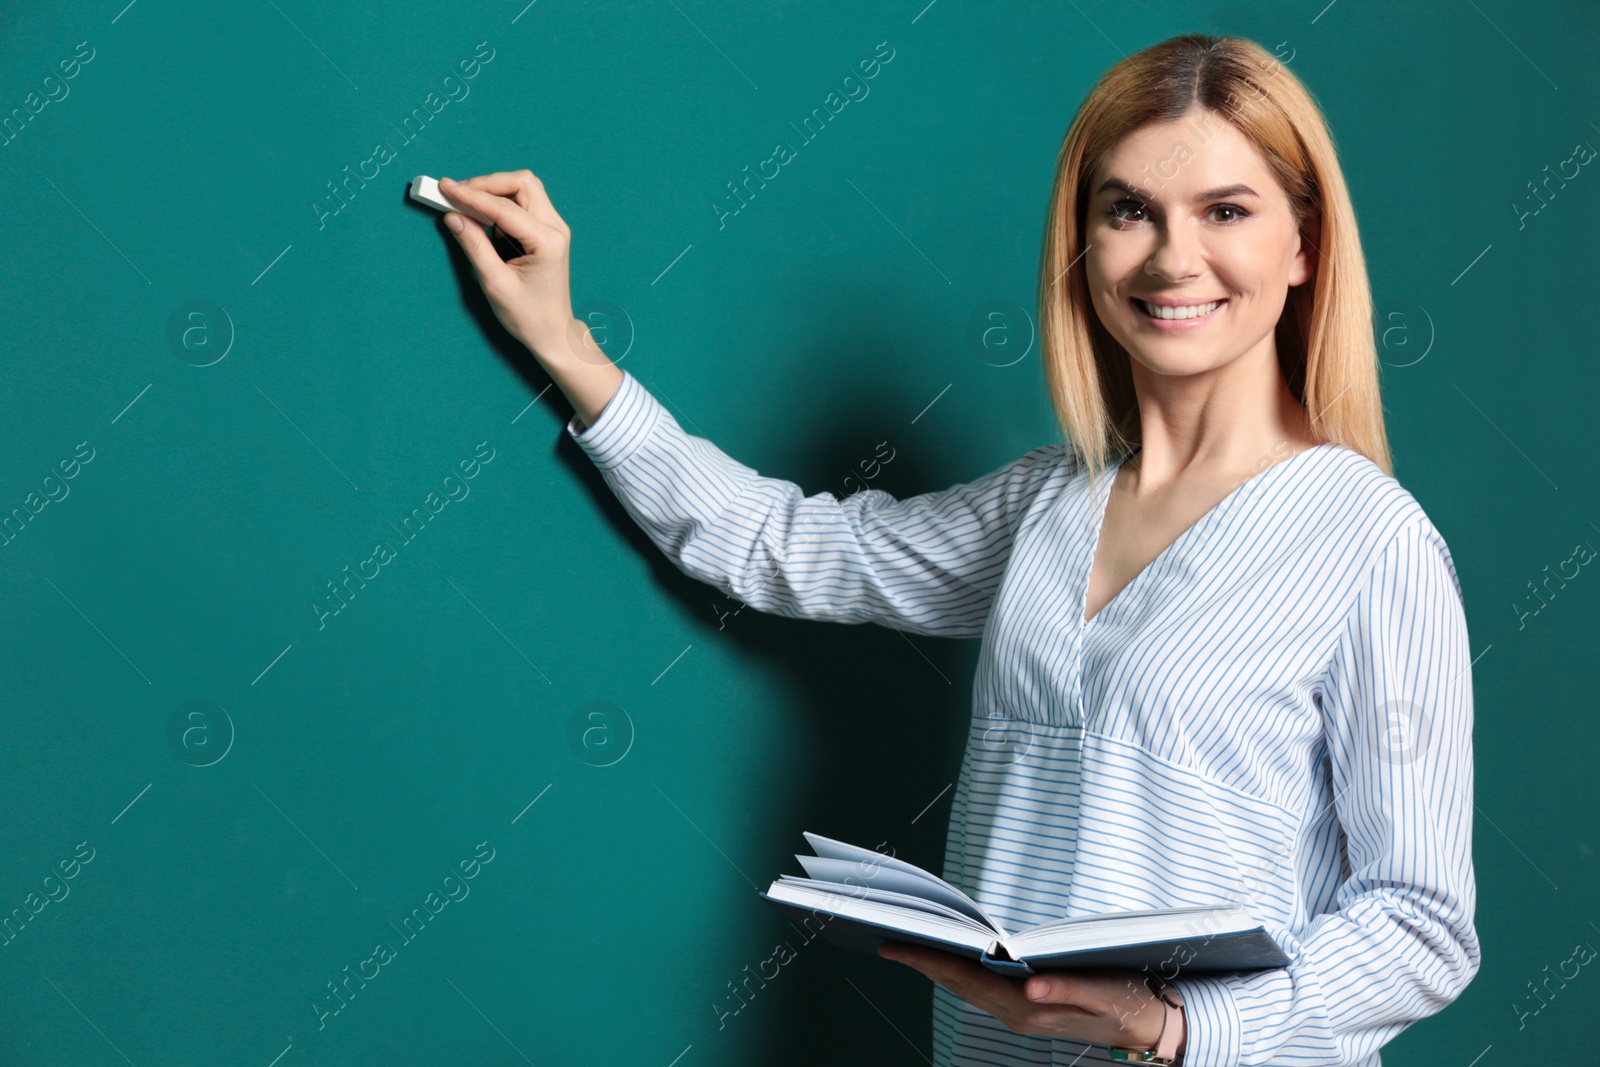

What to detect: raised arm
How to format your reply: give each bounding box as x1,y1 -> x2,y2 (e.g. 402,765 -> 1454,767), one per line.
437,168 -> 1066,639
566,367 -> 1063,638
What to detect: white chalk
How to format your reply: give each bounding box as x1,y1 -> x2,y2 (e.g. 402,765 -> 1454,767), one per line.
409,175 -> 497,227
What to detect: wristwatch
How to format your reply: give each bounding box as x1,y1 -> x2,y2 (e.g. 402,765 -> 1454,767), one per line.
1109,979 -> 1184,1065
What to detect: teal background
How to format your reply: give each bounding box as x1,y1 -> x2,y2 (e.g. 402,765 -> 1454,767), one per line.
1,1 -> 1596,1063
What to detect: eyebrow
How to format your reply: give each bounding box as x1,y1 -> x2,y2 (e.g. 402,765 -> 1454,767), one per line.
1095,177 -> 1261,202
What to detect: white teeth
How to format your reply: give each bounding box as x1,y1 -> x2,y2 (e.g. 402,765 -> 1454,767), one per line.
1136,298 -> 1222,320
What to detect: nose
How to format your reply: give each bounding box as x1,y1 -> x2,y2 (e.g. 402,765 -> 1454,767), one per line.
1144,216 -> 1203,282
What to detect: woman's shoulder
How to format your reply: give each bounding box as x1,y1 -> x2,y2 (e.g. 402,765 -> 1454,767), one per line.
1308,442 -> 1430,518
987,440 -> 1081,488
980,439 -> 1081,509
1295,442 -> 1459,578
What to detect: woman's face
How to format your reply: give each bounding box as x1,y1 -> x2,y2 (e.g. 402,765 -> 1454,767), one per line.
1083,107 -> 1314,380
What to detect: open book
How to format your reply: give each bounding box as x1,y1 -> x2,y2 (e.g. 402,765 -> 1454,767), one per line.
759,832 -> 1292,977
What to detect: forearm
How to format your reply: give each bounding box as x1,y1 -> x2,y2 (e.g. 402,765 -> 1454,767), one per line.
526,316 -> 625,433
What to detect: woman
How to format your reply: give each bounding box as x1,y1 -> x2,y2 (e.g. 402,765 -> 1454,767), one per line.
435,32 -> 1479,1067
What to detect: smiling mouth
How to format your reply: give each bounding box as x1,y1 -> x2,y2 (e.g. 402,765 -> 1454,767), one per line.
1132,297 -> 1227,320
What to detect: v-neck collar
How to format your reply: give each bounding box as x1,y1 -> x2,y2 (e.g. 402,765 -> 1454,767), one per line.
1078,442 -> 1335,628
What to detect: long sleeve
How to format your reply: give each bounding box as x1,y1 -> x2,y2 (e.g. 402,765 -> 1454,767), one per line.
1172,517 -> 1481,1066
564,368 -> 1065,638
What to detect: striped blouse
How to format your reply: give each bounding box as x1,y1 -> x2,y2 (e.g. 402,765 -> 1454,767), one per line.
566,368 -> 1481,1067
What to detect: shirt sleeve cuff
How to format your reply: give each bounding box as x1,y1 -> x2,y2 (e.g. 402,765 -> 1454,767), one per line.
1168,974 -> 1242,1067
564,368 -> 662,470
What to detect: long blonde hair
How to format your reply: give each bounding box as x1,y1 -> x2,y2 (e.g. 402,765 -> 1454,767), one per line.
1038,33 -> 1390,486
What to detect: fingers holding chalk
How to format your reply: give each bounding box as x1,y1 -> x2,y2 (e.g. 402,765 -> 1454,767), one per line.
439,177 -> 463,232
422,168 -> 580,356
439,177 -> 468,233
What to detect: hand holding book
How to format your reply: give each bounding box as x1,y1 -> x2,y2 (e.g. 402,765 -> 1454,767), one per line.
878,938 -> 1182,1056
759,831 -> 1290,1058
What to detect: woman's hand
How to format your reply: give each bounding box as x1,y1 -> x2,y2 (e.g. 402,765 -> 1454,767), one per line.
437,171 -> 592,362
877,941 -> 1182,1053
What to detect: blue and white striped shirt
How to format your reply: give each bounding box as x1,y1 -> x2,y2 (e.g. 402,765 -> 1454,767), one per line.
567,368 -> 1480,1067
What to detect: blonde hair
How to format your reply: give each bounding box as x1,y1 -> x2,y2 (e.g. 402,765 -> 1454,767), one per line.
1037,33 -> 1391,486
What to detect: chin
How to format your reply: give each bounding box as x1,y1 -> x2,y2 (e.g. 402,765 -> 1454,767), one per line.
1122,343 -> 1233,378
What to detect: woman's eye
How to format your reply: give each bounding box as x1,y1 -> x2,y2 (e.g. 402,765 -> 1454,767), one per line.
1106,200 -> 1146,224
1211,203 -> 1250,223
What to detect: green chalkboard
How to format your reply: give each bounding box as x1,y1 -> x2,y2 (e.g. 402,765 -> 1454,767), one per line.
2,1 -> 1596,1064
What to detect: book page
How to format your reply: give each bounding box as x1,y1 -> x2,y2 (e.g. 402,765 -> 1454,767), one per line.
764,880 -> 998,954
1007,904 -> 1260,959
774,874 -> 989,928
794,855 -> 992,927
800,831 -> 1008,938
